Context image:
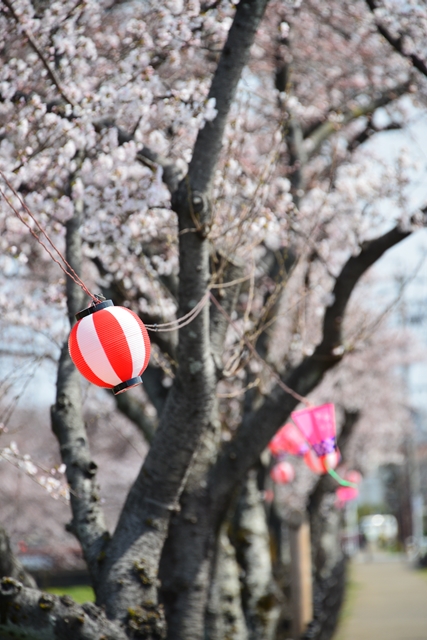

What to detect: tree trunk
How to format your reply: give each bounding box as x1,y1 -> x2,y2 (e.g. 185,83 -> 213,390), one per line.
205,526 -> 248,640
159,422 -> 220,640
0,528 -> 36,589
301,497 -> 347,640
232,470 -> 281,640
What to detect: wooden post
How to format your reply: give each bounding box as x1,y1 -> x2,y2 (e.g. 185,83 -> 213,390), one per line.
290,514 -> 313,639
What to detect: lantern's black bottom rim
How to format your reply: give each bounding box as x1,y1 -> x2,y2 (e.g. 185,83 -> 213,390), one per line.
113,376 -> 143,395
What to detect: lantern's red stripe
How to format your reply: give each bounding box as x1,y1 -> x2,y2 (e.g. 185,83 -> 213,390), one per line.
121,308 -> 151,375
93,309 -> 133,382
68,323 -> 113,388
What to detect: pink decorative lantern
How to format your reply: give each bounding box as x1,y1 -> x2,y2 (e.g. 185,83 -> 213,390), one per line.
292,403 -> 339,471
268,423 -> 309,457
69,299 -> 151,395
335,485 -> 359,508
270,461 -> 295,484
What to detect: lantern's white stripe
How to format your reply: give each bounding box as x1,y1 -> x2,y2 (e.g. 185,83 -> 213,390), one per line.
77,314 -> 122,386
105,307 -> 146,378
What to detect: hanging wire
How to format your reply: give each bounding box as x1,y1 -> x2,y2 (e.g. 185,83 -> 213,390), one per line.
0,172 -> 211,330
144,291 -> 210,332
0,171 -> 99,302
209,292 -> 311,406
0,173 -> 311,405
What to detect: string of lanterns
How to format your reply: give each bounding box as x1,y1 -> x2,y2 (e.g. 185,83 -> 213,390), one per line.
1,174 -> 362,499
0,173 -> 311,402
268,403 -> 360,494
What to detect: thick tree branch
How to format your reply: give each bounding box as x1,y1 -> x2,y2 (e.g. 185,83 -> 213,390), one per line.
51,199 -> 108,590
158,259 -> 244,637
321,226 -> 411,351
366,0 -> 427,77
209,223 -> 415,516
157,261 -> 244,638
304,80 -> 412,158
1,0 -> 75,107
95,2 -> 270,625
188,0 -> 269,193
0,528 -> 36,589
159,404 -> 222,640
0,578 -> 127,640
174,0 -> 270,214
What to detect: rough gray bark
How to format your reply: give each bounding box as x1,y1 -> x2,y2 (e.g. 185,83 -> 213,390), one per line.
0,577 -> 127,640
180,0 -> 270,197
300,499 -> 347,640
94,1 -> 269,630
232,470 -> 281,640
205,527 -> 249,640
300,554 -> 347,640
0,528 -> 36,589
51,201 -> 109,592
159,421 -> 219,640
160,259 -> 244,640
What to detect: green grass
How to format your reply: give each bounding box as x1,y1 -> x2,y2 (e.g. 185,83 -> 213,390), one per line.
332,566 -> 361,640
46,585 -> 95,603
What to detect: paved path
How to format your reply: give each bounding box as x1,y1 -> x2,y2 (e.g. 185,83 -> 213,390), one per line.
339,555 -> 427,640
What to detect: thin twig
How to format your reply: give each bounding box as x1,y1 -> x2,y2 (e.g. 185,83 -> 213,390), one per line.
209,292 -> 310,405
1,0 -> 76,108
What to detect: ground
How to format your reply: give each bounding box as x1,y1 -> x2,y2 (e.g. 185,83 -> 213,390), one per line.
336,553 -> 427,640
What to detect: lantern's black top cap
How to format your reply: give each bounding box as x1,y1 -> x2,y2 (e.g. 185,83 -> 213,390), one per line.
75,299 -> 114,321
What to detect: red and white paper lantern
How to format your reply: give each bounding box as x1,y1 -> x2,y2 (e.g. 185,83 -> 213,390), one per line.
69,300 -> 151,395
